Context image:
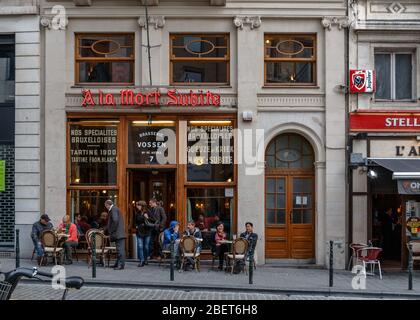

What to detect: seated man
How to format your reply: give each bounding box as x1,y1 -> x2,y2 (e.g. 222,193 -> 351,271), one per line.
31,214 -> 53,265
163,220 -> 181,259
240,222 -> 258,260
183,220 -> 203,270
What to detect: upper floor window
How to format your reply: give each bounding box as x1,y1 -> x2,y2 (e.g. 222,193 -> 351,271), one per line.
170,34 -> 229,85
75,33 -> 134,85
375,52 -> 414,101
265,34 -> 316,86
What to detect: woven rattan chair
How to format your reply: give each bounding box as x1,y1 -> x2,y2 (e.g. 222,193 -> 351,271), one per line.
40,230 -> 63,266
87,231 -> 109,268
179,235 -> 200,272
226,238 -> 248,275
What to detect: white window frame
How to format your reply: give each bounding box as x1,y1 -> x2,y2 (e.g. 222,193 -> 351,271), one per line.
374,51 -> 415,102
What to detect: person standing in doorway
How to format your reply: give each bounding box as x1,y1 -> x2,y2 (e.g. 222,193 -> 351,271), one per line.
105,200 -> 126,270
148,198 -> 167,259
135,200 -> 154,267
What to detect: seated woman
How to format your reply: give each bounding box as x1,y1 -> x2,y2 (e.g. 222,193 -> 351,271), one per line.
211,222 -> 228,270
58,215 -> 78,265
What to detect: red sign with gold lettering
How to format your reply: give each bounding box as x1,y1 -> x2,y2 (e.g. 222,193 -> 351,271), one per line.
350,112 -> 420,132
81,89 -> 220,107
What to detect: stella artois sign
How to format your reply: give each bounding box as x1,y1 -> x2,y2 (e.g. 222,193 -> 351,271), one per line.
349,70 -> 376,93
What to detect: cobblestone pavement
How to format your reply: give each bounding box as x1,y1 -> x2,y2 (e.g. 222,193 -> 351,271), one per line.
11,283 -> 383,300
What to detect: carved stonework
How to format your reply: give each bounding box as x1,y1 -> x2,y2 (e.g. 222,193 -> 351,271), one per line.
210,0 -> 226,5
233,16 -> 261,30
321,16 -> 351,30
73,0 -> 92,6
386,2 -> 406,14
40,15 -> 68,30
138,15 -> 165,29
140,0 -> 159,5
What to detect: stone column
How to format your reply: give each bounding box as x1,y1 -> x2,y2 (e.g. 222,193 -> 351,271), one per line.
41,15 -> 68,226
322,16 -> 349,269
138,15 -> 165,86
234,16 -> 265,264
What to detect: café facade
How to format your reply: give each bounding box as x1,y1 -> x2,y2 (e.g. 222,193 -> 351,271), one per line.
16,0 -> 350,267
348,0 -> 420,268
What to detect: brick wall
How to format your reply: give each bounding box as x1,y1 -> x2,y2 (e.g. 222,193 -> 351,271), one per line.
0,144 -> 15,247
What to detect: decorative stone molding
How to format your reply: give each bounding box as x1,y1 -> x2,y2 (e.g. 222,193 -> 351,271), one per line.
138,15 -> 165,29
210,0 -> 226,5
233,16 -> 261,30
140,0 -> 159,5
321,16 -> 351,30
40,15 -> 69,30
73,0 -> 92,6
257,94 -> 325,108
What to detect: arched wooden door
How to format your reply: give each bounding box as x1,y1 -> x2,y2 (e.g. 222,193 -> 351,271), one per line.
265,133 -> 315,259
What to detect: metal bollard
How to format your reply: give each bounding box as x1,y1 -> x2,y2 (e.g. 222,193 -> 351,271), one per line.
408,243 -> 413,291
15,229 -> 20,268
249,237 -> 254,285
92,232 -> 96,278
170,234 -> 174,281
329,240 -> 333,287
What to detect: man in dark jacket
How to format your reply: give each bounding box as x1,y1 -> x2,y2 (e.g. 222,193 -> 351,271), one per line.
105,200 -> 126,270
31,214 -> 53,265
240,222 -> 258,259
148,198 -> 167,258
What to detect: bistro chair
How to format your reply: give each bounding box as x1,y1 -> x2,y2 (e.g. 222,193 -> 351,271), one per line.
87,231 -> 109,268
347,243 -> 368,270
105,236 -> 117,268
179,236 -> 200,272
226,238 -> 248,275
40,230 -> 63,266
408,241 -> 420,265
159,231 -> 171,266
356,247 -> 383,279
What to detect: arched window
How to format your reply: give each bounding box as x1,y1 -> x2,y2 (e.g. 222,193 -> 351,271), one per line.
265,133 -> 314,169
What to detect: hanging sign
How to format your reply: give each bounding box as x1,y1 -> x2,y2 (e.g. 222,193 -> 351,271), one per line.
350,112 -> 420,132
349,70 -> 376,93
398,180 -> 420,195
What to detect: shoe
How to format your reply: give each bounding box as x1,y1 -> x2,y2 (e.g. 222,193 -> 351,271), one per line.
64,260 -> 73,265
145,260 -> 149,265
138,262 -> 145,267
218,265 -> 223,270
114,265 -> 125,270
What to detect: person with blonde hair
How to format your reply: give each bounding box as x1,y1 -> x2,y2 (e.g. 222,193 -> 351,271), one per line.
59,215 -> 78,265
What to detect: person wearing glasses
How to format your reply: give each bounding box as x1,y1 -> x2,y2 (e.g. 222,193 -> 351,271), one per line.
135,200 -> 155,267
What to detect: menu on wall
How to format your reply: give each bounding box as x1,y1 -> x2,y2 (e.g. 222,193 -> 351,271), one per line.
70,126 -> 117,164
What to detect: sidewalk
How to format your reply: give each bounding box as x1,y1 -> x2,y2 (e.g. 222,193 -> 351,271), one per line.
1,258 -> 419,298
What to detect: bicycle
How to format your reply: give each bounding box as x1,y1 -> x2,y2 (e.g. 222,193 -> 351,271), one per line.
0,267 -> 84,300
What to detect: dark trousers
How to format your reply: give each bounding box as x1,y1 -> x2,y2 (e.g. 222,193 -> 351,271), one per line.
215,244 -> 228,267
63,241 -> 78,261
116,238 -> 126,267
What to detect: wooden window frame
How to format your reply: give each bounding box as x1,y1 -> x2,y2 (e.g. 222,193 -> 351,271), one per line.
170,33 -> 230,86
264,33 -> 317,87
75,33 -> 135,86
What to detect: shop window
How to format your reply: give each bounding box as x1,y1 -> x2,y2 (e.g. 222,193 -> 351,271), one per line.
69,121 -> 118,185
128,120 -> 176,165
170,34 -> 229,85
187,120 -> 234,182
70,189 -> 117,225
75,33 -> 134,84
265,133 -> 314,169
375,52 -> 414,101
186,188 -> 234,250
264,34 -> 316,86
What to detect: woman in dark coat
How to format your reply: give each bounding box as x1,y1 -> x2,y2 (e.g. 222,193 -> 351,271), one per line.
135,200 -> 154,267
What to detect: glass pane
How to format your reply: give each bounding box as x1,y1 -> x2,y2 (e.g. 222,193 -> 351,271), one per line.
275,159 -> 288,168
292,210 -> 302,223
276,178 -> 285,193
70,189 -> 117,225
302,140 -> 312,155
266,210 -> 275,224
275,135 -> 288,151
78,34 -> 133,58
128,121 -> 176,165
187,123 -> 234,182
187,188 -> 234,250
293,178 -> 311,193
266,142 -> 275,155
267,179 -> 275,193
395,54 -> 412,100
375,54 -> 391,100
276,210 -> 285,224
70,123 -> 118,185
302,155 -> 314,168
277,194 -> 285,208
303,209 -> 312,223
0,38 -> 14,105
266,155 -> 275,168
266,194 -> 275,209
0,107 -> 14,143
172,61 -> 228,83
266,62 -> 314,84
301,195 -> 311,208
78,61 -> 133,83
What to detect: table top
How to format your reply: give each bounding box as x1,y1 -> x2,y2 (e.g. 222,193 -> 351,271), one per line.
219,240 -> 233,244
